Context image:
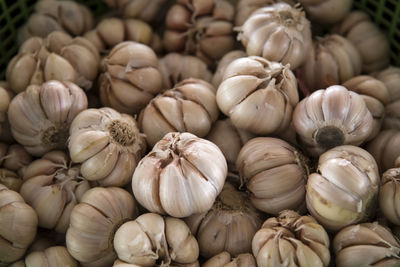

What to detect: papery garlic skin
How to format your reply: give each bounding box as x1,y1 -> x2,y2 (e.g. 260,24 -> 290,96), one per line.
0,143 -> 32,177
99,41 -> 162,115
237,3 -> 312,70
332,11 -> 390,73
379,168 -> 400,225
252,210 -> 331,267
203,252 -> 256,267
306,145 -> 379,231
68,107 -> 146,187
374,67 -> 400,103
132,132 -> 227,218
367,129 -> 400,173
7,80 -> 88,156
293,85 -> 373,156
18,0 -> 94,43
10,246 -> 78,267
114,213 -> 199,266
20,150 -> 90,233
217,57 -> 298,135
159,53 -> 212,89
185,182 -> 263,258
103,0 -> 167,22
164,0 -> 235,65
0,184 -> 38,266
140,79 -> 218,147
66,187 -> 138,267
212,50 -> 246,88
333,222 -> 400,267
236,137 -> 308,215
298,0 -> 352,25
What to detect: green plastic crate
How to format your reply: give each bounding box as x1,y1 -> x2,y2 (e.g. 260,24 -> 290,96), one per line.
0,0 -> 399,80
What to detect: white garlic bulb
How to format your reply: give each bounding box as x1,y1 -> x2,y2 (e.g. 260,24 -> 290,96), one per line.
212,50 -> 246,88
203,252 -> 256,267
103,0 -> 167,22
0,143 -> 32,177
367,129 -> 400,173
298,0 -> 352,24
10,246 -> 78,267
374,66 -> 400,103
379,167 -> 400,226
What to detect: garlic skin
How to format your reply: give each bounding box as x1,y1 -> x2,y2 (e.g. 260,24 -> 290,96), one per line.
103,0 -> 167,22
306,145 -> 379,231
0,169 -> 22,192
66,187 -> 138,267
159,53 -> 212,89
7,31 -> 100,92
333,222 -> 400,267
132,132 -> 227,218
252,210 -> 331,267
342,76 -> 389,141
298,0 -> 352,25
203,252 -> 256,267
10,246 -> 78,267
367,129 -> 400,173
8,80 -> 87,156
18,0 -> 94,43
379,167 -> 400,225
113,260 -> 200,267
164,0 -> 235,65
332,11 -> 390,73
293,85 -> 373,156
0,143 -> 32,177
299,34 -> 362,93
99,41 -> 162,115
237,3 -> 312,70
114,213 -> 199,266
374,66 -> 400,103
212,50 -> 246,88
20,150 -> 90,233
236,137 -> 308,215
140,79 -> 219,147
68,107 -> 146,187
0,184 -> 38,266
217,57 -> 298,135
185,182 -> 263,258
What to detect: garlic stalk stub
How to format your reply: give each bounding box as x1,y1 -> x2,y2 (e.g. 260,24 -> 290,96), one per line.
306,145 -> 380,231
237,2 -> 312,70
298,0 -> 352,25
10,246 -> 78,267
203,252 -> 256,267
0,184 -> 38,266
367,129 -> 400,173
212,50 -> 246,88
99,41 -> 163,115
293,85 -> 373,156
379,167 -> 400,225
333,222 -> 400,267
252,210 -> 331,267
7,80 -> 88,157
216,56 -> 298,135
68,107 -> 146,187
185,182 -> 263,258
114,213 -> 199,266
132,132 -> 227,218
236,137 -> 308,215
103,0 -> 167,22
66,187 -> 138,267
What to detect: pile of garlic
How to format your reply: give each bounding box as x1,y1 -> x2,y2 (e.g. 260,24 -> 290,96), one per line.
1,0 -> 400,266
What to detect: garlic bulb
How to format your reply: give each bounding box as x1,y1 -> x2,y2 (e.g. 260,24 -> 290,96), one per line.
252,210 -> 331,267
299,34 -> 362,93
237,3 -> 312,70
383,100 -> 400,130
0,143 -> 32,176
8,80 -> 87,156
185,182 -> 262,258
203,252 -> 256,267
306,145 -> 379,231
10,246 -> 78,267
84,18 -> 160,53
217,56 -> 298,135
0,184 -> 38,266
103,0 -> 167,22
140,79 -> 218,147
159,53 -> 212,89
7,31 -> 100,92
342,76 -> 389,141
206,118 -> 254,170
379,167 -> 400,225
132,132 -> 227,218
20,150 -> 90,233
332,11 -> 390,73
374,66 -> 400,103
0,169 -> 22,192
367,129 -> 400,173
293,85 -> 373,156
68,107 -> 146,187
113,260 -> 200,267
236,137 -> 308,215
99,41 -> 162,115
333,222 -> 400,267
114,213 -> 199,266
18,0 -> 94,43
66,187 -> 138,267
164,0 -> 235,65
298,0 -> 352,24
0,86 -> 10,136
212,50 -> 246,88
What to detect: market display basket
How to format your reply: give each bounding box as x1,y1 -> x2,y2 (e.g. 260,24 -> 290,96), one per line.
0,0 -> 399,79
